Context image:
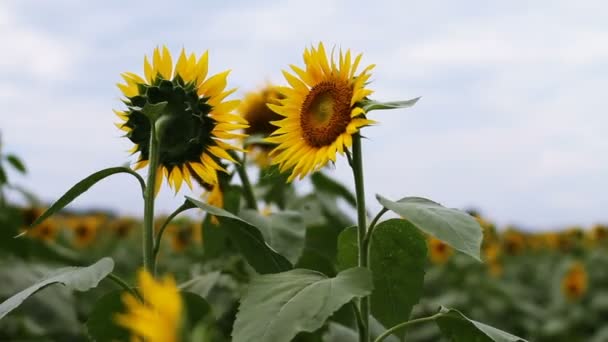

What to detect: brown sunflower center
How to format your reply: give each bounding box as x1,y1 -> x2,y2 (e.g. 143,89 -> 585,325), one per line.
300,80 -> 353,147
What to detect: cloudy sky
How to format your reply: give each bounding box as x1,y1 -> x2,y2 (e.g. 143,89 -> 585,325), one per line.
2,0 -> 607,229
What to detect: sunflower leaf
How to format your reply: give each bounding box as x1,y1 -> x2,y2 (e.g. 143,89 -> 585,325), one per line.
185,196 -> 292,274
436,306 -> 528,342
362,97 -> 420,113
376,195 -> 482,261
32,167 -> 146,227
5,154 -> 26,174
0,257 -> 114,320
232,267 -> 372,342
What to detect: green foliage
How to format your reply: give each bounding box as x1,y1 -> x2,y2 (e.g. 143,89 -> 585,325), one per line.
86,290 -> 129,342
369,219 -> 428,338
32,167 -> 146,227
0,257 -> 114,320
361,97 -> 420,113
5,155 -> 26,174
436,307 -> 528,342
239,210 -> 306,264
186,196 -> 292,274
377,195 -> 483,261
232,267 -> 373,342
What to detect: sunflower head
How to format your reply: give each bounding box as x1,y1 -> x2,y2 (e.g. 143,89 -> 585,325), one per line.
240,85 -> 285,141
111,217 -> 136,238
115,46 -> 247,194
29,219 -> 59,242
561,262 -> 588,301
266,42 -> 376,181
70,216 -> 100,248
502,228 -> 525,255
115,269 -> 182,342
169,224 -> 192,252
428,237 -> 453,264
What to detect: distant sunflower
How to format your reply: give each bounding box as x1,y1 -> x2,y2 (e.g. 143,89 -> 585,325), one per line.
266,43 -> 376,181
428,237 -> 453,264
70,217 -> 100,248
116,269 -> 182,342
169,224 -> 191,252
111,217 -> 136,238
238,86 -> 285,166
115,46 -> 247,194
561,262 -> 588,301
29,219 -> 59,242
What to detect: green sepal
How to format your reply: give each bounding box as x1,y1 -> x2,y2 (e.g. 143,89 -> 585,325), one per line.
142,101 -> 168,122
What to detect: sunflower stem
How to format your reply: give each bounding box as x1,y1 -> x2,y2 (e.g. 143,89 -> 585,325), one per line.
231,151 -> 258,210
143,124 -> 160,276
352,132 -> 370,342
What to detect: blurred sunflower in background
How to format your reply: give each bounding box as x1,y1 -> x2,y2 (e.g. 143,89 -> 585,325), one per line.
69,216 -> 102,248
428,237 -> 453,264
502,228 -> 526,255
266,42 -> 376,181
110,217 -> 136,239
169,224 -> 192,253
116,269 -> 182,342
20,207 -> 58,241
238,85 -> 284,167
561,261 -> 588,301
115,46 -> 247,194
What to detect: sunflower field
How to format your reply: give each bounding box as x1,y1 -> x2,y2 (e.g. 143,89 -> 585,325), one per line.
0,44 -> 605,342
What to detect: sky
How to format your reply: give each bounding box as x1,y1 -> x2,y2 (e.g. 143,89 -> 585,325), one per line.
2,0 -> 608,230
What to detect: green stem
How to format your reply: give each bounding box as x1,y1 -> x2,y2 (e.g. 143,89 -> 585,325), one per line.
143,125 -> 160,275
351,132 -> 369,342
231,151 -> 258,210
152,201 -> 195,269
107,273 -> 142,302
362,208 -> 388,254
373,313 -> 443,342
350,302 -> 366,342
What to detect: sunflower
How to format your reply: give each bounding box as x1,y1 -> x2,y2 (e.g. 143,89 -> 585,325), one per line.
266,43 -> 376,181
238,85 -> 284,166
115,46 -> 247,194
111,217 -> 136,238
29,219 -> 59,242
169,224 -> 191,252
428,237 -> 453,264
502,228 -> 525,255
115,269 -> 182,342
561,262 -> 588,301
70,216 -> 100,248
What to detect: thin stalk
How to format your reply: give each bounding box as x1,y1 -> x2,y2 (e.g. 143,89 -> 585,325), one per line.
351,132 -> 369,342
350,302 -> 367,342
152,201 -> 195,268
373,313 -> 443,342
143,125 -> 160,274
362,208 -> 388,255
107,273 -> 142,302
230,151 -> 258,210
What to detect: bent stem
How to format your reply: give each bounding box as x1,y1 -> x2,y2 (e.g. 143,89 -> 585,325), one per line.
143,125 -> 160,275
373,313 -> 443,342
107,273 -> 142,302
230,151 -> 258,210
351,132 -> 369,342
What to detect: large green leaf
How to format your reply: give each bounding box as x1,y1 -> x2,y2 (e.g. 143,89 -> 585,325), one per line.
436,307 -> 527,342
0,257 -> 114,320
232,267 -> 373,342
86,290 -> 129,342
179,271 -> 221,298
239,210 -> 306,264
369,219 -> 427,338
336,226 -> 358,271
186,196 -> 292,274
5,154 -> 26,173
336,221 -> 427,339
32,167 -> 146,227
377,195 -> 482,261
